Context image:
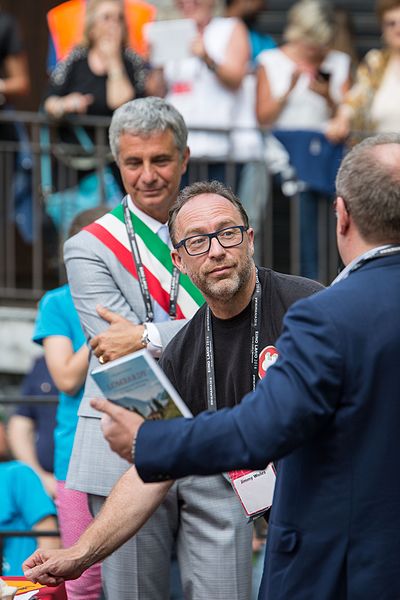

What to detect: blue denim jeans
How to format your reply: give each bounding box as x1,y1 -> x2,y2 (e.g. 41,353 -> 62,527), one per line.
299,189 -> 327,280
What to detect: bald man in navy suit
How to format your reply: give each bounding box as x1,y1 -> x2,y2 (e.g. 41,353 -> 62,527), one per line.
26,133 -> 400,600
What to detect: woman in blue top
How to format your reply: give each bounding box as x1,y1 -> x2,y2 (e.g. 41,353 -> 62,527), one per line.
0,418 -> 58,576
33,207 -> 108,600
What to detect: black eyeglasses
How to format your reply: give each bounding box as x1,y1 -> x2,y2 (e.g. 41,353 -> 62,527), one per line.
174,225 -> 249,256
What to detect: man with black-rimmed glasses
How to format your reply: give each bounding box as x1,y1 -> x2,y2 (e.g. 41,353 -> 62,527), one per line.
24,179 -> 322,600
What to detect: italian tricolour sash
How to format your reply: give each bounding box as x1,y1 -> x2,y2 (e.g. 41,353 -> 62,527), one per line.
84,203 -> 204,320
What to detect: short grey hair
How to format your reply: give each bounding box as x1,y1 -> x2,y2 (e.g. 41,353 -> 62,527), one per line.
168,180 -> 249,245
109,97 -> 188,162
284,0 -> 335,47
336,133 -> 400,244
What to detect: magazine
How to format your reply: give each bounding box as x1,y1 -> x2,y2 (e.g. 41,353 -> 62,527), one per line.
91,349 -> 192,420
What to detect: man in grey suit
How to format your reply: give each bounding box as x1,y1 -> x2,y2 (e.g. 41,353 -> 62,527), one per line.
64,98 -> 248,600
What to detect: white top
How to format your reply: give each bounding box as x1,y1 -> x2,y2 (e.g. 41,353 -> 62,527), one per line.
370,58 -> 400,133
127,195 -> 169,243
165,17 -> 241,158
257,47 -> 350,131
230,72 -> 264,161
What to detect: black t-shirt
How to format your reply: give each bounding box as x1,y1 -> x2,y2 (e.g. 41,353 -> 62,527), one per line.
45,46 -> 148,116
45,46 -> 149,147
0,12 -> 22,68
160,267 -> 323,416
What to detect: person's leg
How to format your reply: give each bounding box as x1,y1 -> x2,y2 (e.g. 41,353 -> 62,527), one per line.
177,475 -> 253,600
89,485 -> 179,600
56,481 -> 102,600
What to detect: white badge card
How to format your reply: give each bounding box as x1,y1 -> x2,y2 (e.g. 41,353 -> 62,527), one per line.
228,464 -> 276,520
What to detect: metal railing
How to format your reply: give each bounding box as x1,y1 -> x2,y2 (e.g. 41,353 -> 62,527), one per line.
0,109 -> 339,305
0,531 -> 60,577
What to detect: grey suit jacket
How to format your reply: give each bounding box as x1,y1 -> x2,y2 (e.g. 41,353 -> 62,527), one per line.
65,225 -> 187,496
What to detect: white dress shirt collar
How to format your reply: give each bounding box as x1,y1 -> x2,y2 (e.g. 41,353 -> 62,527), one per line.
126,195 -> 168,234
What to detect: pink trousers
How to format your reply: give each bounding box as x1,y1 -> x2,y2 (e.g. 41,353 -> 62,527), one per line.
56,481 -> 102,600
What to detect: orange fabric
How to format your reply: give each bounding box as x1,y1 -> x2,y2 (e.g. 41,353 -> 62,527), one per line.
47,0 -> 85,62
125,0 -> 157,57
47,0 -> 156,61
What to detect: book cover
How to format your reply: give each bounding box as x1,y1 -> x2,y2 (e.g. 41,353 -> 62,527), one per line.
91,349 -> 192,419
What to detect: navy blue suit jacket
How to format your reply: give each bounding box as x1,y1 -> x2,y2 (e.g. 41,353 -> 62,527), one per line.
136,254 -> 400,600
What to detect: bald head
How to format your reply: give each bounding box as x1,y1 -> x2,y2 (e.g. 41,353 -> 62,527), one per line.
336,134 -> 400,245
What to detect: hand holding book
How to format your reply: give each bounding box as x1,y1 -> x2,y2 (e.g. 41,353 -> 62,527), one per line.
91,397 -> 143,464
90,349 -> 192,462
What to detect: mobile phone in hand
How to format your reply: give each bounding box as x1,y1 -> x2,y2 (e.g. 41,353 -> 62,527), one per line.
317,69 -> 331,82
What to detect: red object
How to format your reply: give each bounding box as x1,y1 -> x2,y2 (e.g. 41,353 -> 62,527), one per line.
1,577 -> 67,600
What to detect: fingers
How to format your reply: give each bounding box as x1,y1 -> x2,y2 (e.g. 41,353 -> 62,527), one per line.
83,94 -> 94,106
23,550 -> 46,571
23,552 -> 64,587
96,305 -> 122,323
24,566 -> 63,587
90,397 -> 120,418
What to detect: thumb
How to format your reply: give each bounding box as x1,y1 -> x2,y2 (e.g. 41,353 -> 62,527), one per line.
90,397 -> 117,417
96,305 -> 122,323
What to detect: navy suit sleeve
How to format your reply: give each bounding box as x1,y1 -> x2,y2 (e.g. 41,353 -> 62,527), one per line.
136,296 -> 344,482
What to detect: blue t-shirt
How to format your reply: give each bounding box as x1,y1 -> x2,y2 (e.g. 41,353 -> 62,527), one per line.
33,285 -> 86,481
249,30 -> 276,63
0,461 -> 56,576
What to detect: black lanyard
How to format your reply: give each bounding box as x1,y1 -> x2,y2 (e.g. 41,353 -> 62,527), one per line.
123,197 -> 180,321
205,269 -> 262,411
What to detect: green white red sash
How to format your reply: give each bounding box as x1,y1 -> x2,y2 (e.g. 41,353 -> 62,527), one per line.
84,203 -> 204,320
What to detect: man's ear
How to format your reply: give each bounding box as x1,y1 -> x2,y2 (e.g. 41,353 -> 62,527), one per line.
336,196 -> 351,235
247,227 -> 255,257
181,146 -> 190,175
171,249 -> 187,274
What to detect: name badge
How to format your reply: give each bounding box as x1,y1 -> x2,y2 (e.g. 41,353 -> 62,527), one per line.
228,465 -> 276,520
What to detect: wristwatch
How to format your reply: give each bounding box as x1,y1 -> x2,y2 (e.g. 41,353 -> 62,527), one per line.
140,323 -> 150,347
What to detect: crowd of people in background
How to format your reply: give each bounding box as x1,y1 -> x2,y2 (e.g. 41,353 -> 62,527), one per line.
1,0 -> 400,598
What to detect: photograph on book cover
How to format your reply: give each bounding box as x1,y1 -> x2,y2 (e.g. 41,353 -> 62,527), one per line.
91,349 -> 192,420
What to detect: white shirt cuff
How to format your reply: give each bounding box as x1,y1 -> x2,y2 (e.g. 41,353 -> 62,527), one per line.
146,323 -> 162,358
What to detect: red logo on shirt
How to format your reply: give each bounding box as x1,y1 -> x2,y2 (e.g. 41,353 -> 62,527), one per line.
258,345 -> 279,379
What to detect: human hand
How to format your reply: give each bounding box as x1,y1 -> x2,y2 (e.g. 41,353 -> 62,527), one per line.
97,22 -> 123,65
191,33 -> 206,60
145,67 -> 167,97
91,397 -> 145,462
62,92 -> 94,114
90,306 -> 145,363
23,547 -> 87,587
309,74 -> 330,100
325,115 -> 350,143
